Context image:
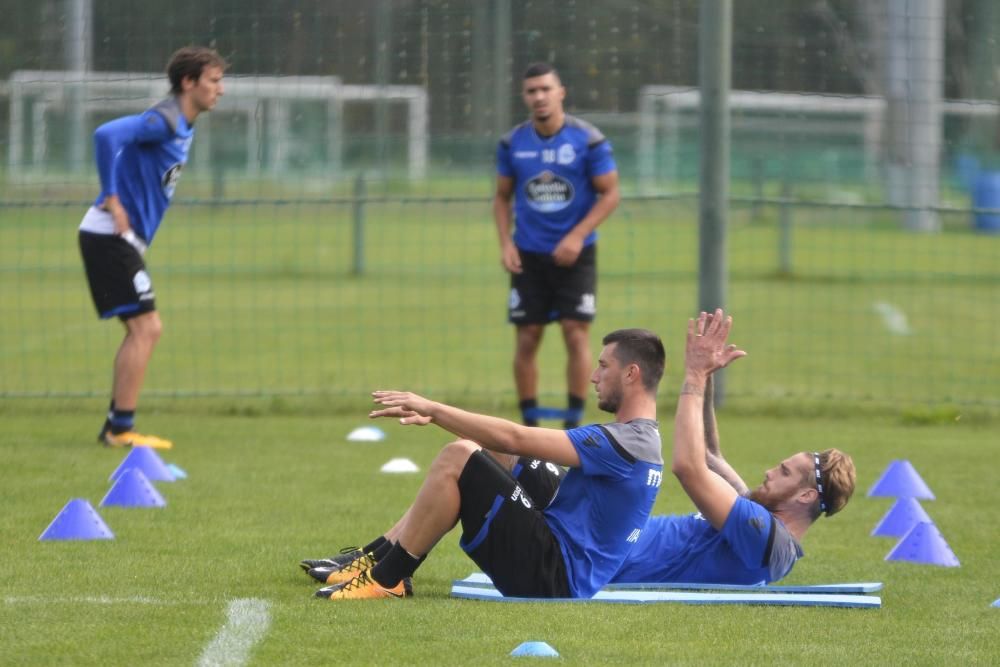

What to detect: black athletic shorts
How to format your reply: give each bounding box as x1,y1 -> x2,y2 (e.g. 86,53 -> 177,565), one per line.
512,457 -> 565,510
78,231 -> 156,320
508,243 -> 596,325
457,450 -> 570,598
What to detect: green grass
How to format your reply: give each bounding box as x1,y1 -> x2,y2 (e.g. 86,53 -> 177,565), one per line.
2,190 -> 999,663
1,196 -> 998,408
2,405 -> 998,665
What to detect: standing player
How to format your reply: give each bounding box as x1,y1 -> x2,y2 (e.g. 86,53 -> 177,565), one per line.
494,62 -> 620,429
78,46 -> 226,449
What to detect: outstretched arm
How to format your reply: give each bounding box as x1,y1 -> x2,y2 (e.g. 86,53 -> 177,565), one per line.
369,391 -> 581,468
703,375 -> 750,497
671,310 -> 747,530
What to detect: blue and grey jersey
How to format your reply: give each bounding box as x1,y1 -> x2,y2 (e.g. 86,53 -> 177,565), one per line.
496,115 -> 617,254
544,418 -> 662,598
611,496 -> 804,586
90,97 -> 194,244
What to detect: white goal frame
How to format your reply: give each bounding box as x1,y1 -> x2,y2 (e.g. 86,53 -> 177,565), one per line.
7,71 -> 429,180
637,84 -> 1000,191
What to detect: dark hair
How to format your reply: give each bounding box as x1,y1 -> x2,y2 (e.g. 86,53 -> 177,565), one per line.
602,329 -> 665,393
523,62 -> 560,82
167,46 -> 227,95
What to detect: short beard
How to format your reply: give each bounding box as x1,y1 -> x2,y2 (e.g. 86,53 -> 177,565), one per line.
597,391 -> 621,414
749,485 -> 797,512
748,487 -> 768,509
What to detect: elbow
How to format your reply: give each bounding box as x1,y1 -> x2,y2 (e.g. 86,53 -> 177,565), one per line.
671,459 -> 696,482
93,122 -> 112,142
501,424 -> 536,457
601,186 -> 621,209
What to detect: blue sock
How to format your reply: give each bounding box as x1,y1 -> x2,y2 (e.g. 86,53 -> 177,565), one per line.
519,398 -> 539,427
564,395 -> 585,429
109,409 -> 135,435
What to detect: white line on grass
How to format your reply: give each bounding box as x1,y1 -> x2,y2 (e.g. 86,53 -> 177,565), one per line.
872,301 -> 912,335
4,595 -> 165,605
196,598 -> 271,667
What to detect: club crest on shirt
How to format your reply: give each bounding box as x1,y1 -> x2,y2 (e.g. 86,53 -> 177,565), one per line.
525,170 -> 574,213
557,143 -> 576,165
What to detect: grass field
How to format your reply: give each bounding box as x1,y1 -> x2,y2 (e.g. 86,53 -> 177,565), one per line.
2,186 -> 999,663
1,194 -> 998,408
2,401 -> 998,665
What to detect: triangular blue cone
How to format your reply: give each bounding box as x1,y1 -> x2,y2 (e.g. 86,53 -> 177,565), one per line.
992,598 -> 1000,608
109,446 -> 175,483
100,468 -> 167,508
511,642 -> 560,657
867,460 -> 934,499
39,498 -> 114,540
871,497 -> 934,537
885,521 -> 959,567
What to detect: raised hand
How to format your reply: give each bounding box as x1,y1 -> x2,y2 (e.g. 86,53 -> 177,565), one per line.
685,309 -> 747,379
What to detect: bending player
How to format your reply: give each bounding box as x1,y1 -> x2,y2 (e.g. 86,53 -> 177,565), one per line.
301,328 -> 674,600
78,46 -> 226,449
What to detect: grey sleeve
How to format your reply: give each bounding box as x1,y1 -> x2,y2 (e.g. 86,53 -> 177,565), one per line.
600,420 -> 663,466
766,521 -> 803,582
148,98 -> 182,134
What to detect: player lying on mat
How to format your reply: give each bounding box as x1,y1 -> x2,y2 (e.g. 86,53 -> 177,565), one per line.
303,311 -> 855,592
610,356 -> 856,586
300,326 -> 689,600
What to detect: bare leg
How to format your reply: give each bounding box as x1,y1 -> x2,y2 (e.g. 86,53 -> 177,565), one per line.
560,319 -> 591,400
111,311 -> 163,411
395,439 -> 479,556
379,449 -> 516,545
514,324 -> 545,401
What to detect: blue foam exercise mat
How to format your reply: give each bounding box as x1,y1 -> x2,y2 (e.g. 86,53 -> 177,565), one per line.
453,573 -> 883,594
450,584 -> 881,608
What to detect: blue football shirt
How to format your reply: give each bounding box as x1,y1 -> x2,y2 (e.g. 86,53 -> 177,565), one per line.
543,419 -> 662,598
497,115 -> 617,254
92,97 -> 194,244
611,496 -> 803,586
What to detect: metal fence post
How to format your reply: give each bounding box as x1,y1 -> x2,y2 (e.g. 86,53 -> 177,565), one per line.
353,173 -> 366,276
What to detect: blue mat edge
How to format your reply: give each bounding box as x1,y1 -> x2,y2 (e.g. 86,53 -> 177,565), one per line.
453,572 -> 884,594
450,584 -> 881,608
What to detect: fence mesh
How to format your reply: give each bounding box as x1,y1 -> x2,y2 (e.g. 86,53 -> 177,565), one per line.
1,1 -> 998,408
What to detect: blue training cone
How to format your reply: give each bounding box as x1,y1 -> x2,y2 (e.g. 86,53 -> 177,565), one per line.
109,446 -> 175,483
871,497 -> 934,538
511,642 -> 560,658
100,468 -> 167,508
39,498 -> 114,541
867,460 -> 934,499
885,521 -> 959,567
992,598 -> 1000,608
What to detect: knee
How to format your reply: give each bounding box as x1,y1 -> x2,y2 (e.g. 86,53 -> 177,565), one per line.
516,326 -> 544,356
131,313 -> 163,344
561,321 -> 590,349
430,439 -> 480,479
